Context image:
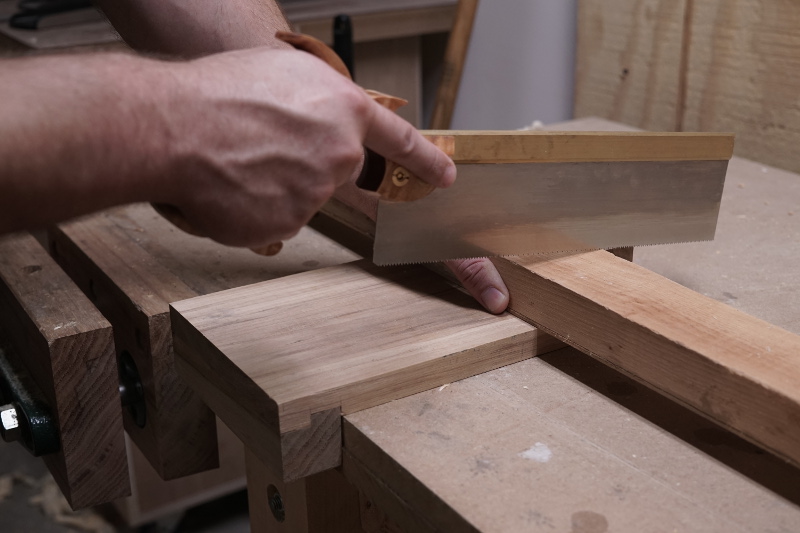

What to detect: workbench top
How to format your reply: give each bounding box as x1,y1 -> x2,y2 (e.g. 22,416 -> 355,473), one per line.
343,117 -> 800,532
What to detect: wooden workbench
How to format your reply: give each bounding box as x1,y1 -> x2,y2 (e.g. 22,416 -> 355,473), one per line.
169,117 -> 800,531
0,0 -> 458,523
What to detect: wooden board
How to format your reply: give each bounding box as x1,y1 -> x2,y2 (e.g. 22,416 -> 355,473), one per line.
574,0 -> 689,131
636,157 -> 800,334
0,233 -> 129,509
171,260 -> 559,481
681,0 -> 800,174
492,249 -> 800,468
50,205 -> 358,480
575,0 -> 800,174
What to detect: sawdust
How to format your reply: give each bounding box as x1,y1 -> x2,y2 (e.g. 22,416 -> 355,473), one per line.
26,475 -> 114,533
0,471 -> 38,503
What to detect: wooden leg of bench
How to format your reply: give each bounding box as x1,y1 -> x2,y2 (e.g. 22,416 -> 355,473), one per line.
246,449 -> 363,533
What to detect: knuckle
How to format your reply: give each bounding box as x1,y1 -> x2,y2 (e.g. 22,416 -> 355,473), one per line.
394,127 -> 417,160
452,258 -> 488,287
308,180 -> 336,206
338,84 -> 371,115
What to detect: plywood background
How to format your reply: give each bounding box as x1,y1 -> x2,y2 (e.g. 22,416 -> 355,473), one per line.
575,0 -> 800,174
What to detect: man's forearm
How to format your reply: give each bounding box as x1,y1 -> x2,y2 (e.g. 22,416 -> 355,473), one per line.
93,0 -> 292,56
0,54 -> 175,233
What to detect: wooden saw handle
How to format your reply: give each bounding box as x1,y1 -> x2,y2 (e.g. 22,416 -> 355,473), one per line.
278,31 -> 455,203
356,135 -> 455,202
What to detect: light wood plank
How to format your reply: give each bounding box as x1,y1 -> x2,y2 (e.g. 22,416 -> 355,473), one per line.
636,156 -> 800,334
492,249 -> 800,468
574,0 -> 689,131
576,0 -> 800,173
171,260 -> 556,481
681,0 -> 800,173
0,233 -> 129,509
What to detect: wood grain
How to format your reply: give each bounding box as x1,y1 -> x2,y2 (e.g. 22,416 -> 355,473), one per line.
576,0 -> 800,173
681,0 -> 800,173
0,233 -> 129,509
421,130 -> 733,163
491,250 -> 800,468
49,217 -> 216,481
50,205 -> 357,480
574,0 -> 689,131
171,260 -> 556,481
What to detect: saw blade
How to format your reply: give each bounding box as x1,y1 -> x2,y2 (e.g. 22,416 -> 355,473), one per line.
373,160 -> 728,265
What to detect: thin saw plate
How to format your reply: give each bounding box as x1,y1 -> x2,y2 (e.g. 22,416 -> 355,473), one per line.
374,160 -> 728,265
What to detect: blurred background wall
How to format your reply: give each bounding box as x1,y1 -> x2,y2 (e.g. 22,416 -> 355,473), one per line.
451,0 -> 578,130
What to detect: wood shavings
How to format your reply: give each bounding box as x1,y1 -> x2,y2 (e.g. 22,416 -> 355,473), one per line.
0,471 -> 39,503
28,475 -> 114,533
438,384 -> 450,392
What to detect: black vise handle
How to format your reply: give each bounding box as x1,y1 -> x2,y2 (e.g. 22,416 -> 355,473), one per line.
0,346 -> 60,456
333,14 -> 355,80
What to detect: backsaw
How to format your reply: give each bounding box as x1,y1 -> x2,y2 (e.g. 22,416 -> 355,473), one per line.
151,32 -> 733,265
357,130 -> 734,266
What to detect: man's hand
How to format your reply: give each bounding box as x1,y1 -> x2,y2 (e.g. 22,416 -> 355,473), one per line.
158,48 -> 455,249
444,258 -> 510,314
0,48 -> 453,246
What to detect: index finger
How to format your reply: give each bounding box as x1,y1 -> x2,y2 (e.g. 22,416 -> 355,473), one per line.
362,101 -> 457,188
